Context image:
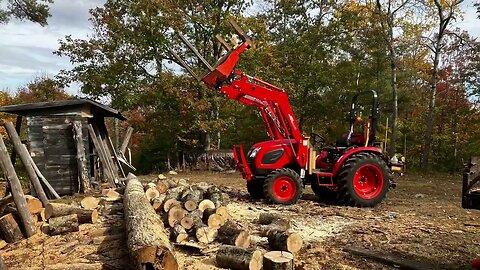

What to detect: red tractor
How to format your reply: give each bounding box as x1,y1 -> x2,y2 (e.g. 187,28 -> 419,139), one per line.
170,21 -> 396,206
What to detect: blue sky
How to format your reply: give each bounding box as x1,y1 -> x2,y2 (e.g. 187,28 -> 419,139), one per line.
0,0 -> 478,96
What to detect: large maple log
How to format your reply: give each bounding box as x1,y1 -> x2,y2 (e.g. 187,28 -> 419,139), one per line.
0,134 -> 35,237
45,203 -> 98,224
0,213 -> 24,243
49,214 -> 79,236
216,245 -> 263,270
124,173 -> 178,270
217,220 -> 251,248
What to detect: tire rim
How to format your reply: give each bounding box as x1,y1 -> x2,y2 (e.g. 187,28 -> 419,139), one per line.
353,164 -> 384,200
272,176 -> 297,202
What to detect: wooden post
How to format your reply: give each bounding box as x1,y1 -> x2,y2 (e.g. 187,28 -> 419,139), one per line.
95,124 -> 119,177
0,133 -> 35,237
5,122 -> 49,206
73,121 -> 90,193
87,124 -> 116,187
10,115 -> 22,165
120,127 -> 134,155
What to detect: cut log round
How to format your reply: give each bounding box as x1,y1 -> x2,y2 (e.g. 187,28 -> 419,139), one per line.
103,189 -> 121,200
195,224 -> 218,244
258,212 -> 283,225
81,197 -> 100,210
146,187 -> 160,201
180,216 -> 193,230
49,214 -> 79,236
145,182 -> 157,190
216,245 -> 263,270
0,213 -> 24,243
167,207 -> 187,227
198,199 -> 215,212
215,206 -> 229,222
152,194 -> 166,212
45,203 -> 98,224
267,231 -> 303,253
123,173 -> 178,270
263,251 -> 294,270
163,199 -> 181,213
217,221 -> 251,248
171,224 -> 188,243
203,208 -> 223,229
25,195 -> 42,215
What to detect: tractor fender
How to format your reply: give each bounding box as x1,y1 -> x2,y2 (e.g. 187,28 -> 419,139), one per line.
332,147 -> 384,175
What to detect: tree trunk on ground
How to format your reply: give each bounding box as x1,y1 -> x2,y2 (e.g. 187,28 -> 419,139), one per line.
123,173 -> 178,270
263,251 -> 294,270
0,213 -> 24,243
267,231 -> 303,253
217,220 -> 251,248
45,203 -> 98,224
0,134 -> 35,237
49,214 -> 79,236
216,245 -> 263,270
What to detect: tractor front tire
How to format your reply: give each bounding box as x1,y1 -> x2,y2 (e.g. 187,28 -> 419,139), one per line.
247,178 -> 264,199
337,153 -> 389,207
263,168 -> 303,205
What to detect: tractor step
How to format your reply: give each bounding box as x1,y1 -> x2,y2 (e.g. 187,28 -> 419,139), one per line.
312,169 -> 334,177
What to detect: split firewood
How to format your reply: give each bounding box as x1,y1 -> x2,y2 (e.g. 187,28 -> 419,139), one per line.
182,188 -> 203,211
215,206 -> 229,223
198,199 -> 215,212
180,215 -> 194,230
0,213 -> 24,243
171,224 -> 188,243
193,219 -> 218,244
49,214 -> 79,236
123,173 -> 178,270
206,186 -> 223,207
263,251 -> 294,270
25,195 -> 42,215
163,199 -> 181,213
45,203 -> 98,224
216,245 -> 263,270
152,194 -> 166,212
167,206 -> 188,227
203,208 -> 223,228
81,197 -> 100,210
217,220 -> 251,248
156,181 -> 169,194
146,187 -> 160,201
267,231 -> 303,253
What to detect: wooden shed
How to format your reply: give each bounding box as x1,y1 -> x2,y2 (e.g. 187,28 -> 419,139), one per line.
0,99 -> 126,195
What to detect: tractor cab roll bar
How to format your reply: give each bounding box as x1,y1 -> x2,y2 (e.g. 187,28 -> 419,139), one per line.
347,90 -> 379,146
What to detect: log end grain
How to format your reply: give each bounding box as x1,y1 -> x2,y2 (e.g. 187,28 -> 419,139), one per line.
263,251 -> 294,270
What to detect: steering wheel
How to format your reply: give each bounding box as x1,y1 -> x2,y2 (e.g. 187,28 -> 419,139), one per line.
311,132 -> 326,146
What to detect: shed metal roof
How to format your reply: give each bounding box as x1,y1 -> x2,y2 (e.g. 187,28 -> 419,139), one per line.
0,98 -> 126,120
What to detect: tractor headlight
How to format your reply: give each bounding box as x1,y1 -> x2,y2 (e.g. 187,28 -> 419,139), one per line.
249,147 -> 261,158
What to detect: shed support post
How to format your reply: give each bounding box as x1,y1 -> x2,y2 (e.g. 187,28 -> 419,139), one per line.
10,115 -> 22,165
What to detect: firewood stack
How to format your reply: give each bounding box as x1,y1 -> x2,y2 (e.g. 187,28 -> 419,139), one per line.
141,175 -> 304,270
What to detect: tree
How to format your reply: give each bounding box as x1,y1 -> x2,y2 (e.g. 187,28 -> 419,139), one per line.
15,75 -> 70,103
421,0 -> 464,169
0,0 -> 53,26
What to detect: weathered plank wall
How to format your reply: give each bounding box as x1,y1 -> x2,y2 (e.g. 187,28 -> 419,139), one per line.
27,115 -> 90,195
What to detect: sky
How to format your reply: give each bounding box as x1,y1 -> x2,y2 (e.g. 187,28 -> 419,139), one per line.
0,0 -> 478,96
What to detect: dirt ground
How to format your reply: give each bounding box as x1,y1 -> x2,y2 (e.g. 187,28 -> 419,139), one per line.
1,172 -> 479,269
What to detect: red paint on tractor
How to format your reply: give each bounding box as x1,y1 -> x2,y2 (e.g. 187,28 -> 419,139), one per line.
353,164 -> 384,199
272,176 -> 297,202
332,147 -> 383,175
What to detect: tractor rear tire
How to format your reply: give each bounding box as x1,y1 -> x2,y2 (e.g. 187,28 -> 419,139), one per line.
337,152 -> 389,207
247,178 -> 264,199
263,168 -> 303,205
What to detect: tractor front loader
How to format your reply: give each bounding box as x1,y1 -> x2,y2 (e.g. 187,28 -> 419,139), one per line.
169,20 -> 396,207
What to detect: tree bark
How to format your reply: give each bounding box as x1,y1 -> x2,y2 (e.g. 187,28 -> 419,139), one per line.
48,214 -> 79,236
216,245 -> 263,270
171,224 -> 188,243
203,208 -> 223,228
0,134 -> 35,237
263,251 -> 294,270
0,213 -> 24,243
123,173 -> 178,270
5,122 -> 49,206
217,220 -> 251,248
267,231 -> 303,253
45,203 -> 98,224
206,186 -> 222,207
73,121 -> 90,193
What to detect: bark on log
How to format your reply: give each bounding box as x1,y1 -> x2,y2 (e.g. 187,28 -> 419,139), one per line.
258,212 -> 284,225
163,199 -> 181,213
171,224 -> 188,243
0,213 -> 24,243
73,121 -> 90,193
123,173 -> 178,270
45,203 -> 98,224
216,245 -> 263,270
81,197 -> 100,209
267,231 -> 303,253
206,186 -> 222,207
203,208 -> 223,228
167,206 -> 187,227
48,214 -> 79,236
25,195 -> 42,215
165,186 -> 185,201
217,220 -> 251,248
263,251 -> 294,270
198,199 -> 215,212
5,122 -> 48,206
0,134 -> 35,237
182,188 -> 202,211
